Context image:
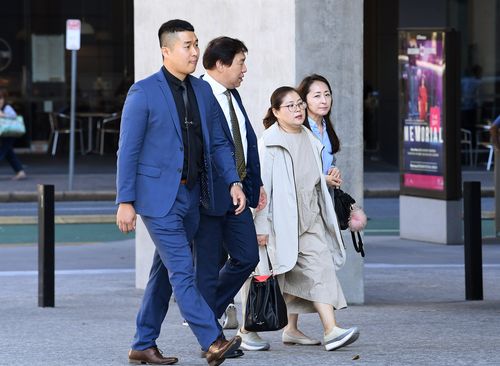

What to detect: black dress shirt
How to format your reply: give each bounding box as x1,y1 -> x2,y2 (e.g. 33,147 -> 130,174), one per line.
162,66 -> 203,189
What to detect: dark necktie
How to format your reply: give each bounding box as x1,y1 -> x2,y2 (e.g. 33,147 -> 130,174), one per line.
182,81 -> 209,207
223,90 -> 246,180
180,81 -> 192,126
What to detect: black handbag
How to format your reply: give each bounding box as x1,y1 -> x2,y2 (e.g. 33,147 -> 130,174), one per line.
333,188 -> 366,257
333,188 -> 356,230
244,252 -> 288,332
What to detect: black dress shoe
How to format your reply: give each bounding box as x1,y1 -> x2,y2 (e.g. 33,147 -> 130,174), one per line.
201,348 -> 244,358
128,347 -> 178,365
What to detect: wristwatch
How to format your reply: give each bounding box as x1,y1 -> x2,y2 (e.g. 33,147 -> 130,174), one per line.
230,181 -> 243,190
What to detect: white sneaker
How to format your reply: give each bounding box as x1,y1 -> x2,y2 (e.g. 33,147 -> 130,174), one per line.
222,303 -> 239,329
237,329 -> 270,351
324,326 -> 359,351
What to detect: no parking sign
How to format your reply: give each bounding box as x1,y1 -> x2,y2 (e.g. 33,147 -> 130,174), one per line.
66,19 -> 81,50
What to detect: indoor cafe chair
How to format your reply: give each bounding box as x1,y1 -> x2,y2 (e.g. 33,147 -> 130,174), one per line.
97,112 -> 121,155
48,112 -> 85,156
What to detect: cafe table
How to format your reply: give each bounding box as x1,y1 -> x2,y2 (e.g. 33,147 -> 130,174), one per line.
76,112 -> 111,154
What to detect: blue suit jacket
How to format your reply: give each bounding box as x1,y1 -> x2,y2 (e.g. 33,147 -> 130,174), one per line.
116,69 -> 239,217
201,87 -> 263,216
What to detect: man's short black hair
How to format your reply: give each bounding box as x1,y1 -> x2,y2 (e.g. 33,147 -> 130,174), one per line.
158,19 -> 195,47
203,36 -> 248,70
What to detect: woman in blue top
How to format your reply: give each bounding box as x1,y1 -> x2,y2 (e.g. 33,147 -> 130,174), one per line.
298,74 -> 342,187
0,89 -> 26,180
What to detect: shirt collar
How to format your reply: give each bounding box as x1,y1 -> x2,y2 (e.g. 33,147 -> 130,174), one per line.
162,66 -> 186,90
203,72 -> 228,96
308,116 -> 325,132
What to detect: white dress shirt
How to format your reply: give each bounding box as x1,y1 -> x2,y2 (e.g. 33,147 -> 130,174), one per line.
203,73 -> 248,162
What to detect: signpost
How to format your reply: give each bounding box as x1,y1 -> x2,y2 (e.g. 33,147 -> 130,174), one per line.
65,19 -> 81,191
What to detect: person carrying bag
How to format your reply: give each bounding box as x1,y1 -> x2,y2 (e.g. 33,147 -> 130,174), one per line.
0,88 -> 27,180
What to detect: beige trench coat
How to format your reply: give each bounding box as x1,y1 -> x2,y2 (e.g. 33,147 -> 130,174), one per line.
253,123 -> 346,275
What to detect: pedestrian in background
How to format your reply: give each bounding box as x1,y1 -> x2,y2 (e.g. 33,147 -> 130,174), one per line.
461,64 -> 482,147
253,86 -> 359,352
116,19 -> 244,366
0,88 -> 26,181
194,36 -> 265,358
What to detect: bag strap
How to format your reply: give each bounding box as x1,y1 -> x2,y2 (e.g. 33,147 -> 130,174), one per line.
262,247 -> 274,275
350,231 -> 365,257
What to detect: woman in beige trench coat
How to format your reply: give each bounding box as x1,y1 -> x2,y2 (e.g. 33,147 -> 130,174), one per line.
251,86 -> 359,351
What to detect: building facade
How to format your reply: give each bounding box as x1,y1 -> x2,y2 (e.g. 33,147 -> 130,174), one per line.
0,0 -> 133,151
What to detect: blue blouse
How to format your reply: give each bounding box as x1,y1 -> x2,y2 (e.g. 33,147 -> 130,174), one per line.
308,117 -> 336,174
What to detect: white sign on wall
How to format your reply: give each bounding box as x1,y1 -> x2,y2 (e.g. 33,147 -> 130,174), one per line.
66,19 -> 81,50
32,35 -> 65,82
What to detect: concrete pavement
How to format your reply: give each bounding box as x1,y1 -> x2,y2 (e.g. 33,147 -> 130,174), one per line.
1,154 -> 499,364
1,237 -> 499,365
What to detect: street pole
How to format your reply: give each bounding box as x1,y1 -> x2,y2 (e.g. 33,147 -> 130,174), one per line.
65,19 -> 81,191
463,181 -> 483,300
69,49 -> 77,191
38,184 -> 55,307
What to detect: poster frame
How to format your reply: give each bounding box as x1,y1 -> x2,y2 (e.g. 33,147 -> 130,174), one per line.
398,28 -> 461,200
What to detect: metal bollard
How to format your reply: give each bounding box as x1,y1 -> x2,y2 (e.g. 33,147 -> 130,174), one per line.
38,184 -> 55,307
463,181 -> 483,301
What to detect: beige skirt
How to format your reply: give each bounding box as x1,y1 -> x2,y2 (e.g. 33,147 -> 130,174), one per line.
280,215 -> 347,313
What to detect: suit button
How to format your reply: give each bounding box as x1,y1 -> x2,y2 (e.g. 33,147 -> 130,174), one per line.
177,168 -> 182,173
180,147 -> 184,151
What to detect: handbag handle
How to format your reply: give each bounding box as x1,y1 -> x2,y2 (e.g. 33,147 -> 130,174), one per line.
262,247 -> 275,275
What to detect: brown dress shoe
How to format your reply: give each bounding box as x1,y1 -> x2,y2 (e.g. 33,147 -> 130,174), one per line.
128,347 -> 178,365
200,348 -> 244,359
205,336 -> 242,366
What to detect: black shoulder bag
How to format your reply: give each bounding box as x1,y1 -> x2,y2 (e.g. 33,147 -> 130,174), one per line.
333,188 -> 366,257
244,251 -> 288,332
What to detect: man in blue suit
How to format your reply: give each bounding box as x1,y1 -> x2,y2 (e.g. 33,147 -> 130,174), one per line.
194,37 -> 268,356
116,20 -> 244,366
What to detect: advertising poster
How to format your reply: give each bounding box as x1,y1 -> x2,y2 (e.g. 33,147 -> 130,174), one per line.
398,29 -> 460,200
399,30 -> 445,191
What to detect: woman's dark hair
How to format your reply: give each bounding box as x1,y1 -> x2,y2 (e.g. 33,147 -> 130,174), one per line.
158,19 -> 195,47
297,74 -> 340,154
262,86 -> 297,129
203,37 -> 248,70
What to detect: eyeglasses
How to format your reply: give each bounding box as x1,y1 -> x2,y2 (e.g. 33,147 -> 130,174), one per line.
279,101 -> 307,113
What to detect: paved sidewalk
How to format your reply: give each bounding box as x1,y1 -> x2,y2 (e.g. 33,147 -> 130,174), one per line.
1,237 -> 499,365
0,154 -> 117,201
0,153 -> 495,201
